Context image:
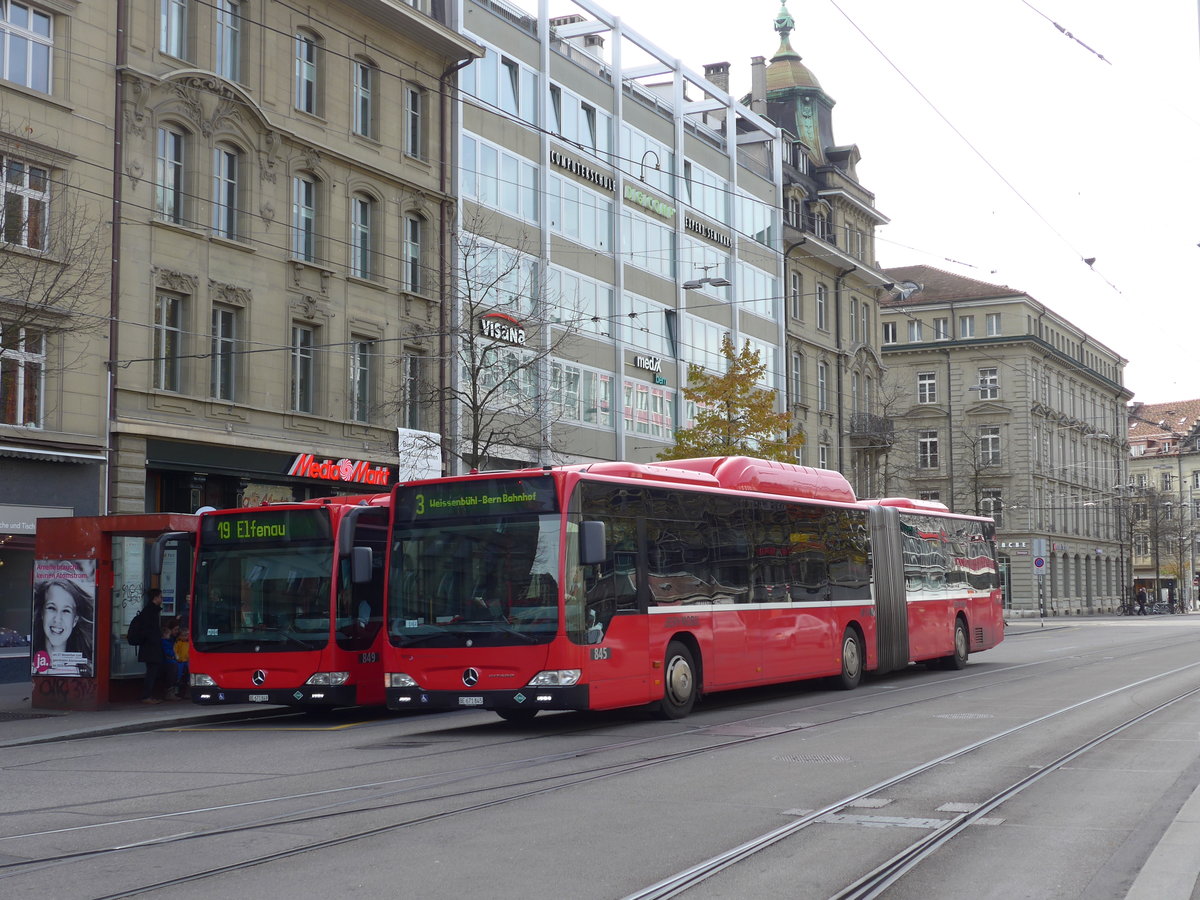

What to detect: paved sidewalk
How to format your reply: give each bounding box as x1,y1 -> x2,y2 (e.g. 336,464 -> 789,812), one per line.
0,678 -> 285,748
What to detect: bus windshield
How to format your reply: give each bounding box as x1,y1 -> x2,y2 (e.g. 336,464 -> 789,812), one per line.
193,509 -> 334,653
388,478 -> 561,648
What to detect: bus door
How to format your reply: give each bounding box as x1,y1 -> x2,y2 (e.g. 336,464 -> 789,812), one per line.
568,517 -> 649,710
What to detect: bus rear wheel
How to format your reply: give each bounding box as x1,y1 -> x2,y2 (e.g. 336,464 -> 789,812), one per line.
941,619 -> 969,670
657,641 -> 698,719
836,628 -> 863,690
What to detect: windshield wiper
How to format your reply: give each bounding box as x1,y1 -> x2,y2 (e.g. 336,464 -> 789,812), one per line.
456,620 -> 539,644
396,630 -> 465,647
250,629 -> 322,651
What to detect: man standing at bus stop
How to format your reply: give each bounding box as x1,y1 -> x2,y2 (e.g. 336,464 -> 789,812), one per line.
133,589 -> 165,702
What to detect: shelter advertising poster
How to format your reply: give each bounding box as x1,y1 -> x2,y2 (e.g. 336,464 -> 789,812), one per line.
31,559 -> 97,677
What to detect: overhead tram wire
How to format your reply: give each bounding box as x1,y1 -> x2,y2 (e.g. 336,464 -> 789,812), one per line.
30,8 -> 1115,383
822,0 -> 1121,293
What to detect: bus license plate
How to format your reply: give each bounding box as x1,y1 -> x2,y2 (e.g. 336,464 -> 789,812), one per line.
458,696 -> 484,706
248,694 -> 268,702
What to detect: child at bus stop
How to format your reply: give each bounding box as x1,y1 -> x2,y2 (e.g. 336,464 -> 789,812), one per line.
160,623 -> 183,700
173,625 -> 190,699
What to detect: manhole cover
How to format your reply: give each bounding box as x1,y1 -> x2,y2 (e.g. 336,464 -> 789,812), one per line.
935,713 -> 994,720
0,711 -> 55,721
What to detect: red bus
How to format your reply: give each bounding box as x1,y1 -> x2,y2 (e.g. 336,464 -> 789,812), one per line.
382,457 -> 1003,721
181,495 -> 390,709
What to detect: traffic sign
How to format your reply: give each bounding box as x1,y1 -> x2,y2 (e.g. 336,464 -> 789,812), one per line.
1033,556 -> 1046,575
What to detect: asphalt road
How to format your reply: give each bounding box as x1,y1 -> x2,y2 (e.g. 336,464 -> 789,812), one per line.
3,616 -> 1200,899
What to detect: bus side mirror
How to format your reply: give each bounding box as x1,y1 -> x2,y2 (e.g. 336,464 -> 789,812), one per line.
579,520 -> 606,566
351,546 -> 373,584
151,531 -> 194,575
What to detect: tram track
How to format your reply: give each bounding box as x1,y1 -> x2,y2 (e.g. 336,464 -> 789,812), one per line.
1,628 -> 1195,898
624,666 -> 1200,899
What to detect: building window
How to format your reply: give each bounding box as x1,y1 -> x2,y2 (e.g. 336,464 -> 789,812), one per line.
211,144 -> 240,239
918,491 -> 940,502
959,315 -> 975,338
917,371 -> 937,404
818,444 -> 830,469
215,0 -> 240,81
907,319 -> 923,342
986,312 -> 1002,336
349,339 -> 372,423
405,85 -> 423,158
789,271 -> 802,320
933,317 -> 949,340
353,60 -> 375,138
2,156 -> 49,250
349,194 -> 373,280
2,1 -> 52,92
979,425 -> 1001,466
977,366 -> 999,399
294,31 -> 320,115
0,324 -> 44,426
160,0 -> 188,60
153,293 -> 183,392
882,321 -> 897,344
291,175 -> 317,262
817,361 -> 829,411
790,351 -> 803,405
816,283 -> 828,330
918,430 -> 939,469
401,352 -> 423,430
402,214 -> 422,292
850,299 -> 859,342
210,305 -> 237,400
155,127 -> 186,225
290,324 -> 315,413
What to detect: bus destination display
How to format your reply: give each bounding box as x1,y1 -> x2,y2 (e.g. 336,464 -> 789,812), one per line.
201,509 -> 332,544
399,476 -> 557,521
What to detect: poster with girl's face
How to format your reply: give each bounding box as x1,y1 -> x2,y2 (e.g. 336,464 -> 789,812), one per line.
31,559 -> 96,678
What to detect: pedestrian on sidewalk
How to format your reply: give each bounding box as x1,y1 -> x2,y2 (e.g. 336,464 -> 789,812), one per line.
1136,586 -> 1148,616
133,589 -> 165,703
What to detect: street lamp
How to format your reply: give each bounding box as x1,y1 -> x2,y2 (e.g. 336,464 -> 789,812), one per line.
683,264 -> 732,290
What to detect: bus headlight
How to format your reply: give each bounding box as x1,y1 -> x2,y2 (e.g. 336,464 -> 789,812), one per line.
190,673 -> 216,687
387,673 -> 418,688
527,670 -> 581,687
305,672 -> 350,686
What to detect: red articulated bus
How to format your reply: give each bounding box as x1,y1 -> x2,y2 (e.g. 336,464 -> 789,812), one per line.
182,495 -> 390,709
382,457 -> 1003,721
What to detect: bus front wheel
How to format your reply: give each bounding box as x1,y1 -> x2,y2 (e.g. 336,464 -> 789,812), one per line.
657,641 -> 698,719
836,628 -> 863,690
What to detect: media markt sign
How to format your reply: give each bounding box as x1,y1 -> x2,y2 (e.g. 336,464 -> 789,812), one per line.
288,454 -> 391,486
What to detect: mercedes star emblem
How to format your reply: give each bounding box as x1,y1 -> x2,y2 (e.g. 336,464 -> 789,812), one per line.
252,670 -> 267,686
463,667 -> 480,687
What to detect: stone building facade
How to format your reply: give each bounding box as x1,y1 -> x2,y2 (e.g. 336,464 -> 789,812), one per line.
110,0 -> 478,513
0,1 -> 115,636
879,265 -> 1131,615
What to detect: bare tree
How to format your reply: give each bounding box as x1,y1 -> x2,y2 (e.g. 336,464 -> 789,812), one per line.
397,216 -> 588,473
0,125 -> 110,383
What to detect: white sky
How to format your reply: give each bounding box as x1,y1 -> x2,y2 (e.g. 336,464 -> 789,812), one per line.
528,0 -> 1200,403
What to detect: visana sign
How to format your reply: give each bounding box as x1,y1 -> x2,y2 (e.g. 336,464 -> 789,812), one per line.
479,313 -> 527,346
